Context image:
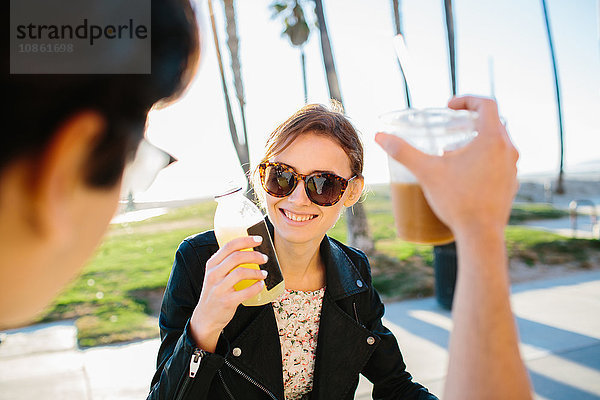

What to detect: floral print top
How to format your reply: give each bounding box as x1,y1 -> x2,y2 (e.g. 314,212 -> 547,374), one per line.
272,287 -> 325,400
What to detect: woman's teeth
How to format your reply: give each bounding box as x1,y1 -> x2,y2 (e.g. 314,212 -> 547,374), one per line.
283,209 -> 315,222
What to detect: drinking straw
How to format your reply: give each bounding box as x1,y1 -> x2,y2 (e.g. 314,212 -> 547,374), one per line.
393,34 -> 416,108
393,34 -> 435,153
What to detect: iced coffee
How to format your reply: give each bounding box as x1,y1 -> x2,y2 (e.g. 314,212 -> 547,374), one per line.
390,182 -> 453,245
380,108 -> 478,245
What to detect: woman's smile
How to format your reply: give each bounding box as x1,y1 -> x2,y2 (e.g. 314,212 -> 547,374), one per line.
280,207 -> 318,223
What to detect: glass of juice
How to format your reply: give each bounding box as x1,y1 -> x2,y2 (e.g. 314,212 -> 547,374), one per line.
379,108 -> 478,245
214,186 -> 285,306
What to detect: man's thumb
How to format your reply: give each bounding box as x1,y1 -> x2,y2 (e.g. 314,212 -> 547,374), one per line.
375,132 -> 429,177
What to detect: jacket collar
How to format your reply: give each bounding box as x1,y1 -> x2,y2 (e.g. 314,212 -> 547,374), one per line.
264,217 -> 368,301
319,236 -> 369,300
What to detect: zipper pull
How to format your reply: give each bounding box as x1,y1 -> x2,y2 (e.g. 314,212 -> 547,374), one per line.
189,348 -> 203,378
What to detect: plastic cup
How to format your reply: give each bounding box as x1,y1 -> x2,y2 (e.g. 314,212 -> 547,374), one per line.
379,108 -> 478,245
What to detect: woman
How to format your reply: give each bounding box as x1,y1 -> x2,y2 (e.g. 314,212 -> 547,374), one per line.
148,104 -> 437,400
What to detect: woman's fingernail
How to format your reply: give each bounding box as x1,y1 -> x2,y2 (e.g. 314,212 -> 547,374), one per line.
252,236 -> 263,243
261,270 -> 268,277
262,254 -> 269,263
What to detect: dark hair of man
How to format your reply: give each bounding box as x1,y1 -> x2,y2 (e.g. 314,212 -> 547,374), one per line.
3,0 -> 200,187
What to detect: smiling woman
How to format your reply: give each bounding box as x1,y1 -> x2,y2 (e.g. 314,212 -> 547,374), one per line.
148,104 -> 438,400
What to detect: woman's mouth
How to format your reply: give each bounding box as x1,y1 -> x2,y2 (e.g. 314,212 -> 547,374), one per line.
280,208 -> 317,223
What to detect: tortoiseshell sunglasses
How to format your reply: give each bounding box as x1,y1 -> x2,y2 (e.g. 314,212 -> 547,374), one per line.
259,162 -> 356,206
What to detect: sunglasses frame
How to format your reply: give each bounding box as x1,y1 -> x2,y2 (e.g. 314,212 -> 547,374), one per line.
259,162 -> 356,206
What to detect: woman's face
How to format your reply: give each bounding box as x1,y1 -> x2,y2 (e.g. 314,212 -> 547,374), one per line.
264,132 -> 362,246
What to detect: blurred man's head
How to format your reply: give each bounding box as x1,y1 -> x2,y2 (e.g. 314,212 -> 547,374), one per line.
0,0 -> 200,328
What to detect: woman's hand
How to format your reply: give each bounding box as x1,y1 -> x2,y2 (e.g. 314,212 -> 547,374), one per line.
375,96 -> 519,238
189,235 -> 268,352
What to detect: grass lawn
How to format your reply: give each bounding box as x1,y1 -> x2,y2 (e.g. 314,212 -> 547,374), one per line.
509,203 -> 569,223
37,186 -> 599,347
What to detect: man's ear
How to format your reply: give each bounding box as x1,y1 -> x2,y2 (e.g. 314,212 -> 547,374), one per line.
343,177 -> 365,208
30,111 -> 106,243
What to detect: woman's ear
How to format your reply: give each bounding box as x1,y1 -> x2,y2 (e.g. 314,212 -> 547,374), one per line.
343,177 -> 364,207
29,110 -> 106,243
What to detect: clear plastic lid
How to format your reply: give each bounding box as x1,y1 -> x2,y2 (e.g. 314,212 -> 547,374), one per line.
379,108 -> 478,137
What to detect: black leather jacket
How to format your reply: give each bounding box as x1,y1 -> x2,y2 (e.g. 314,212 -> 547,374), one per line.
148,227 -> 438,400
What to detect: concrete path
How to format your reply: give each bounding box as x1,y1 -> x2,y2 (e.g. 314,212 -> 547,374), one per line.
2,271 -> 600,400
355,270 -> 600,400
521,215 -> 600,240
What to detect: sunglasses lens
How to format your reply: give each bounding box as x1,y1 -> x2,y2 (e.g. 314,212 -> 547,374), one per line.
306,174 -> 344,206
264,164 -> 295,196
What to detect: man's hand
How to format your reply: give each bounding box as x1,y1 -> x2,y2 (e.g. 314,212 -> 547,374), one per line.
375,96 -> 532,399
375,96 -> 519,238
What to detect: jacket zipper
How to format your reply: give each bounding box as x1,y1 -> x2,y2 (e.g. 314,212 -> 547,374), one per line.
353,302 -> 364,327
175,348 -> 202,400
224,359 -> 280,400
218,369 -> 236,400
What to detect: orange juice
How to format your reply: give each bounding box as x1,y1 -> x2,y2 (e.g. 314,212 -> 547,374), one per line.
214,187 -> 284,306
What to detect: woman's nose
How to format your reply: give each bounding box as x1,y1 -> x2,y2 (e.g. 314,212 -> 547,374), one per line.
287,179 -> 312,206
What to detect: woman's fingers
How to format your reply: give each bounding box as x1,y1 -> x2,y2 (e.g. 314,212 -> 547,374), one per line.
207,235 -> 263,267
220,266 -> 268,294
205,249 -> 267,286
230,280 -> 266,305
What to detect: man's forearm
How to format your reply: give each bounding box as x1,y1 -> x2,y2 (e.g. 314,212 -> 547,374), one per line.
444,226 -> 532,400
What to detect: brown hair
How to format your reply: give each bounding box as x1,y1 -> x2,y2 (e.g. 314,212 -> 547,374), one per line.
260,103 -> 363,175
253,103 -> 364,202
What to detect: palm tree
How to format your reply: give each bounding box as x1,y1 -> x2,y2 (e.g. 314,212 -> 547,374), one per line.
436,0 -> 458,310
313,0 -> 374,254
540,0 -> 565,194
271,1 -> 312,103
391,0 -> 411,107
208,0 -> 254,199
442,0 -> 456,96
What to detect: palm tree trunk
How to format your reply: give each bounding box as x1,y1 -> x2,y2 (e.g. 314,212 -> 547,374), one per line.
391,0 -> 411,108
443,0 -> 456,96
313,0 -> 374,254
541,0 -> 565,194
223,0 -> 248,142
208,0 -> 243,164
210,0 -> 254,200
301,49 -> 308,103
313,0 -> 342,103
436,0 -> 458,310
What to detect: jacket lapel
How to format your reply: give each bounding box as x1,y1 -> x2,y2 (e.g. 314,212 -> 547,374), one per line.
223,304 -> 285,400
310,238 -> 380,400
311,293 -> 380,400
319,237 -> 369,301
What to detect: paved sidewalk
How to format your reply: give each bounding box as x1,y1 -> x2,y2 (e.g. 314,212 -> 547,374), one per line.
355,270 -> 600,400
2,271 -> 600,399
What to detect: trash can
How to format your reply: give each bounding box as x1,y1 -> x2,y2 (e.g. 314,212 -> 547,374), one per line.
434,242 -> 457,310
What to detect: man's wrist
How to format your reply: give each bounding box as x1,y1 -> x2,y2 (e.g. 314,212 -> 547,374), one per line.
453,220 -> 506,245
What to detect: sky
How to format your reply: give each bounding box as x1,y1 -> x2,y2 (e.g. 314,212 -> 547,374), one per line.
137,0 -> 600,202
